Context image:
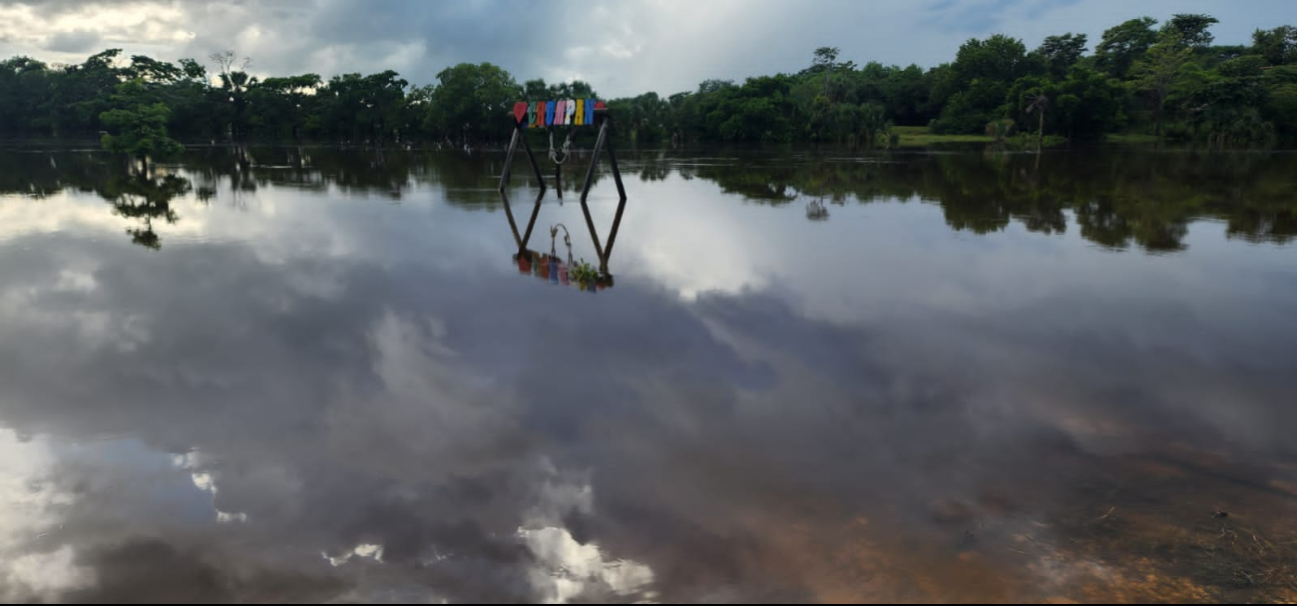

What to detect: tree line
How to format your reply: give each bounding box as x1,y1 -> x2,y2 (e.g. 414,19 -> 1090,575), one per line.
0,13 -> 1294,156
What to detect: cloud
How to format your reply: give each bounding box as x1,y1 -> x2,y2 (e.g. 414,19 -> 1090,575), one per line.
0,150 -> 1295,601
2,0 -> 1294,96
43,28 -> 100,53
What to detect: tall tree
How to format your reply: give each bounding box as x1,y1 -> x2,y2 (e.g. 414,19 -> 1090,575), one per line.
1253,26 -> 1297,65
1034,33 -> 1088,80
933,35 -> 1034,133
1163,14 -> 1219,49
210,51 -> 257,141
99,79 -> 183,174
423,62 -> 519,146
813,46 -> 840,95
0,57 -> 50,135
1129,33 -> 1193,142
1095,17 -> 1159,78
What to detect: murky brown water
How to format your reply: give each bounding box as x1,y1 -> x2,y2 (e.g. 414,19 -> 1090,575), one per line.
0,146 -> 1294,603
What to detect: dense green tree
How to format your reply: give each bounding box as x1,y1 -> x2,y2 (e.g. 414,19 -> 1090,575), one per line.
1262,65 -> 1297,138
1053,67 -> 1127,139
1253,26 -> 1297,65
609,92 -> 672,143
1162,14 -> 1219,49
99,80 -> 183,173
1,12 -> 1293,149
932,35 -> 1036,133
1129,34 -> 1194,141
248,74 -> 321,141
315,71 -> 409,143
424,62 -> 519,146
1034,33 -> 1088,80
0,57 -> 51,135
1095,17 -> 1160,78
210,51 -> 257,141
1189,55 -> 1274,147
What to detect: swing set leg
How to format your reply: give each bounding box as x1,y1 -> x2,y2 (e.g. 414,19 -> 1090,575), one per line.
500,189 -> 545,254
520,189 -> 543,250
555,158 -> 562,199
499,128 -> 518,192
579,117 -> 627,203
605,132 -> 627,202
499,123 -> 548,193
579,120 -> 608,203
579,191 -> 605,264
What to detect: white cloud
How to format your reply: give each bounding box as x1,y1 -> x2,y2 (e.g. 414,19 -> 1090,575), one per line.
519,526 -> 655,604
324,543 -> 384,567
1,1 -> 1291,97
0,431 -> 92,602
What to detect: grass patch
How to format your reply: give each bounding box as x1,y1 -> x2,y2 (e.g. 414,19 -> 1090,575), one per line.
890,126 -> 1066,149
892,125 -> 993,147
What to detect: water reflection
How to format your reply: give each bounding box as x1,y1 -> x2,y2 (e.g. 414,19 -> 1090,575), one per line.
501,189 -> 626,291
3,148 -> 1295,252
103,172 -> 189,250
0,147 -> 1294,603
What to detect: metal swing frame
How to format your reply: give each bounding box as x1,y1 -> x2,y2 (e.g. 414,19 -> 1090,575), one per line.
497,109 -> 627,205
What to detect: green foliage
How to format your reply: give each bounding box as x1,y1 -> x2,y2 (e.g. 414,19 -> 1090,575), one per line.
1162,14 -> 1219,49
0,12 -> 1293,148
609,92 -> 670,143
1253,26 -> 1297,65
423,62 -> 519,145
1034,33 -> 1088,79
931,35 -> 1037,133
1128,34 -> 1194,139
934,79 -> 1010,134
568,260 -> 600,288
99,80 -> 183,163
248,74 -> 321,140
1096,17 -> 1160,78
1056,67 -> 1127,139
1186,54 -> 1276,147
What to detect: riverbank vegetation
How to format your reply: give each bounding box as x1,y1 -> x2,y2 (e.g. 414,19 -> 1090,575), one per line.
0,13 -> 1293,154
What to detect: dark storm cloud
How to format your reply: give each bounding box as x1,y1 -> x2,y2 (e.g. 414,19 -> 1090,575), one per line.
43,29 -> 100,53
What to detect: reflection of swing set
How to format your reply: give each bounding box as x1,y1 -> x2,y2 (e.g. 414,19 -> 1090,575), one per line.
498,98 -> 628,292
501,188 -> 625,292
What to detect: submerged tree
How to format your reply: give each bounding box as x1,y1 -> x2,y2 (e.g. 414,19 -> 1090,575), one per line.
99,79 -> 183,174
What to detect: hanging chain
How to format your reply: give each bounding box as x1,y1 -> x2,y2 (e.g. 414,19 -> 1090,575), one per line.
549,223 -> 572,263
548,129 -> 574,165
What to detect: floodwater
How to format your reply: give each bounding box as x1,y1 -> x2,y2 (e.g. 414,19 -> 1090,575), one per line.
0,146 -> 1294,603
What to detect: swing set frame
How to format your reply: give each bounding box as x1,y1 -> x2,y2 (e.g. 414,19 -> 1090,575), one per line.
497,107 -> 627,204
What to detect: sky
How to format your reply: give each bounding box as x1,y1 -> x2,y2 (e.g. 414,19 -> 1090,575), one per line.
0,0 -> 1294,97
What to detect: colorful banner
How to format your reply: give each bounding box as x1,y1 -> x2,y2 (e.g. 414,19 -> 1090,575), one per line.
518,99 -> 603,127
